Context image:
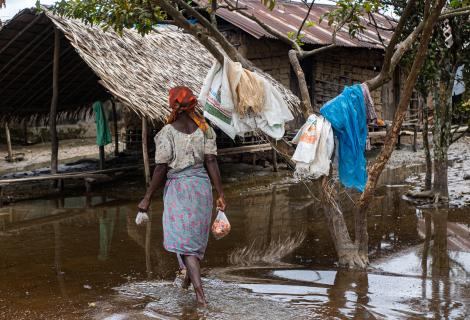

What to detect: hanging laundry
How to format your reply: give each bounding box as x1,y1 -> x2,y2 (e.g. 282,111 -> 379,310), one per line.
198,59 -> 240,139
291,114 -> 334,179
361,83 -> 377,125
236,69 -> 265,116
320,85 -> 368,192
361,83 -> 377,151
93,101 -> 112,146
199,59 -> 293,140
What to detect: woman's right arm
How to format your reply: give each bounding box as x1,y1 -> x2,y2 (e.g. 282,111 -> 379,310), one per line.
138,163 -> 168,211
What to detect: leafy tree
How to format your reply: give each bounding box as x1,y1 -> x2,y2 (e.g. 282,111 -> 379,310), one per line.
46,0 -> 468,268
400,0 -> 470,200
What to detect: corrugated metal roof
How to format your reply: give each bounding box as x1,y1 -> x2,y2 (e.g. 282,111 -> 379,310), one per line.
215,0 -> 394,49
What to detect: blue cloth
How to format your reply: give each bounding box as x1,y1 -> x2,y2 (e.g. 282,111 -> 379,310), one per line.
320,85 -> 367,192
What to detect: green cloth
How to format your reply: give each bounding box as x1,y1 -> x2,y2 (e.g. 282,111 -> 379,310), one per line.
93,101 -> 112,146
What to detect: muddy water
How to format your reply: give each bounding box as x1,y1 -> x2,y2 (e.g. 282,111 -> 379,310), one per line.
0,164 -> 469,319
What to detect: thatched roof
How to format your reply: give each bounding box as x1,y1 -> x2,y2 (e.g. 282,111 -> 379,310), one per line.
0,8 -> 300,124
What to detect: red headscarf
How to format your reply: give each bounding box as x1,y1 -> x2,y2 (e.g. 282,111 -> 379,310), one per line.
167,86 -> 208,132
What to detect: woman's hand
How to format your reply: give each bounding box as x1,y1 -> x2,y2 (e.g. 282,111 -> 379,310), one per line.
216,195 -> 227,211
138,197 -> 151,212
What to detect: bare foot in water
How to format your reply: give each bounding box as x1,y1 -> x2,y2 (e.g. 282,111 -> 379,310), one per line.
195,287 -> 208,307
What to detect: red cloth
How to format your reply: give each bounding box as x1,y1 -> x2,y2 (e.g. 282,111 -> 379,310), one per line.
167,86 -> 208,132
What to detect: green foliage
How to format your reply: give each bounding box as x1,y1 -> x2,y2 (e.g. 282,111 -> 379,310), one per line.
287,30 -> 305,46
261,0 -> 276,11
319,0 -> 383,37
48,0 -> 166,35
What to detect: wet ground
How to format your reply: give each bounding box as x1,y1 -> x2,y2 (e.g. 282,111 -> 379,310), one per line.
0,164 -> 469,319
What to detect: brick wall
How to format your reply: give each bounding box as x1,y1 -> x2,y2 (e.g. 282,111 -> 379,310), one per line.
312,48 -> 386,118
237,34 -> 291,88
231,32 -> 402,121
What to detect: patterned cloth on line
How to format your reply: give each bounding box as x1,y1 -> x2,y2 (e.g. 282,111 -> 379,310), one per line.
163,164 -> 213,266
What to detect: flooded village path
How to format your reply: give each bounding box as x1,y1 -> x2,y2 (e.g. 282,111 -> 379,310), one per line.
0,163 -> 469,319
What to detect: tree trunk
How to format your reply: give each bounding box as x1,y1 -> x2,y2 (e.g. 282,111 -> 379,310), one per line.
5,123 -> 13,161
422,96 -> 432,190
353,0 -> 446,263
319,178 -> 367,268
288,50 -> 314,118
431,63 -> 457,199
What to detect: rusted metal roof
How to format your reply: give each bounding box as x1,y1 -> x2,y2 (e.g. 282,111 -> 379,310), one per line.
215,0 -> 394,49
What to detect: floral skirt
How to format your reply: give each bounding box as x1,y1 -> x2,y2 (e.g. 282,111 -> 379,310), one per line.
162,164 -> 213,267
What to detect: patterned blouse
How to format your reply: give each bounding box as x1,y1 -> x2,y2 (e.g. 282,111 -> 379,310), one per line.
154,124 -> 217,172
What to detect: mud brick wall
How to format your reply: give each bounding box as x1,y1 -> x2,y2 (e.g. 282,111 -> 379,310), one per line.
312,48 -> 386,118
228,31 -> 402,121
235,34 -> 291,88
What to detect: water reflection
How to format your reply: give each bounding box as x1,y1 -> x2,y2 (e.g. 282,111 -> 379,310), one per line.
0,166 -> 468,319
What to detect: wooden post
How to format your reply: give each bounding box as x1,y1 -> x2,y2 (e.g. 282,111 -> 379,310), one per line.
142,117 -> 150,186
50,27 -> 60,175
272,148 -> 278,172
111,100 -> 119,157
5,123 -> 13,162
99,146 -> 105,170
23,120 -> 28,144
413,124 -> 418,152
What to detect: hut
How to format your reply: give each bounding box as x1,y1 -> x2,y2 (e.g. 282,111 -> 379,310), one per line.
210,0 -> 421,124
0,8 -> 300,198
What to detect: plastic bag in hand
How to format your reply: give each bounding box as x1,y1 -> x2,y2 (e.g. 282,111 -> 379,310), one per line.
211,210 -> 231,240
135,211 -> 149,225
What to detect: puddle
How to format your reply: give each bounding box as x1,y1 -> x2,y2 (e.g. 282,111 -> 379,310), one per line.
0,165 -> 469,319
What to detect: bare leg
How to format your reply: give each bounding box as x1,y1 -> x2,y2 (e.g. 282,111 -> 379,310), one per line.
182,255 -> 207,306
182,269 -> 191,289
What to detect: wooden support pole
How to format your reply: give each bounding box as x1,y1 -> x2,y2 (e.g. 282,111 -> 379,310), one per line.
23,120 -> 28,144
50,27 -> 60,175
413,124 -> 418,152
142,117 -> 151,186
5,123 -> 13,162
99,146 -> 105,170
112,101 -> 119,157
272,148 -> 278,172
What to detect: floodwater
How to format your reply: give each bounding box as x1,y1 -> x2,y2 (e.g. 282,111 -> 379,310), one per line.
0,164 -> 469,319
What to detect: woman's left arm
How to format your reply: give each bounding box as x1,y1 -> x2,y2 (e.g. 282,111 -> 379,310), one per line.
204,155 -> 226,211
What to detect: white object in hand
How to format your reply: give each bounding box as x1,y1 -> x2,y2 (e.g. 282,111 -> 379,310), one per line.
135,211 -> 149,225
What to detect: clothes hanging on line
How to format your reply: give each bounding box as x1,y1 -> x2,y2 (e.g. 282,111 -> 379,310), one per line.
93,101 -> 112,146
361,83 -> 377,151
291,114 -> 334,179
198,59 -> 294,140
320,84 -> 368,192
236,69 -> 265,116
362,83 -> 377,126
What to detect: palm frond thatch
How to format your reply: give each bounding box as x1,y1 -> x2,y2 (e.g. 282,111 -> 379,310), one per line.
44,10 -> 300,123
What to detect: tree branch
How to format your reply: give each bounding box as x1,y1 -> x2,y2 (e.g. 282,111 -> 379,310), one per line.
296,0 -> 315,39
222,0 -> 302,52
289,50 -> 314,116
172,0 -> 246,64
366,0 -> 417,91
368,12 -> 387,48
451,127 -> 469,144
210,0 -> 217,27
358,0 -> 447,212
153,0 -> 226,64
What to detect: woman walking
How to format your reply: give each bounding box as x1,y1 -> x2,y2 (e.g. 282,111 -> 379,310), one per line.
138,86 -> 226,306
